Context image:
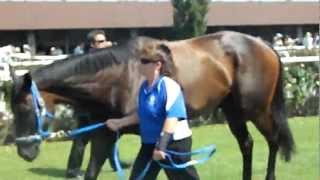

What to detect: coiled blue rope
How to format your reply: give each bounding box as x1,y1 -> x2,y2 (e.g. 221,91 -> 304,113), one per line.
136,144 -> 216,180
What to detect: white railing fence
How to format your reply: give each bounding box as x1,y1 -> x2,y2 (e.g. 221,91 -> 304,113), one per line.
0,44 -> 318,78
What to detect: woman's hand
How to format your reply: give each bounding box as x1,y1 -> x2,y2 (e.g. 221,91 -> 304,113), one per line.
105,119 -> 123,131
105,113 -> 139,132
152,149 -> 166,161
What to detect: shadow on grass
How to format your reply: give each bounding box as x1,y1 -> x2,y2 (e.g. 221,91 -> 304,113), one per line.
28,167 -> 66,178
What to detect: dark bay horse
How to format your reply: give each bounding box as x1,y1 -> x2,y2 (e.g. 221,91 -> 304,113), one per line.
11,31 -> 294,180
11,41 -> 141,180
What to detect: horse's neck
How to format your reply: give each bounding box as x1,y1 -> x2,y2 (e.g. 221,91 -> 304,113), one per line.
121,61 -> 145,114
99,61 -> 144,115
39,91 -> 73,113
34,61 -> 143,116
30,56 -> 103,101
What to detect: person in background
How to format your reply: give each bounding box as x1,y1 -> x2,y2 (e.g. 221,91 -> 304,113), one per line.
106,44 -> 199,180
283,35 -> 295,47
273,33 -> 284,47
312,33 -> 319,48
50,46 -> 63,55
83,29 -> 130,171
22,44 -> 31,55
73,42 -> 85,55
87,29 -> 113,52
303,32 -> 313,50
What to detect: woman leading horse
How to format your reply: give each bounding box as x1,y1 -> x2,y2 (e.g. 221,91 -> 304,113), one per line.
106,43 -> 200,180
11,31 -> 294,180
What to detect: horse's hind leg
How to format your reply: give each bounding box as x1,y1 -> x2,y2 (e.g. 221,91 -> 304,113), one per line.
253,113 -> 279,180
221,96 -> 253,180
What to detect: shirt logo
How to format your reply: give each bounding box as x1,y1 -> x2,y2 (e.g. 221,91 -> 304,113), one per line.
148,95 -> 156,107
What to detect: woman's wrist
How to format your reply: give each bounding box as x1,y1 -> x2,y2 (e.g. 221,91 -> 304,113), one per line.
120,115 -> 134,128
156,132 -> 173,151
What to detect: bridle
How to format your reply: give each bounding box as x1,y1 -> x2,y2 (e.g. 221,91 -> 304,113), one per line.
15,81 -> 54,143
29,81 -> 54,138
15,81 -> 105,144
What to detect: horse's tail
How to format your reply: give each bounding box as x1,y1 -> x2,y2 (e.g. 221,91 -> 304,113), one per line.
272,51 -> 295,162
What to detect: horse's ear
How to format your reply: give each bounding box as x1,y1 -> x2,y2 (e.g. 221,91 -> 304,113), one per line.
22,73 -> 32,91
158,44 -> 173,62
158,44 -> 171,56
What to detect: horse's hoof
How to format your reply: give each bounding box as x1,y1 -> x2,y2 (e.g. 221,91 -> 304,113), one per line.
66,171 -> 84,180
65,175 -> 84,180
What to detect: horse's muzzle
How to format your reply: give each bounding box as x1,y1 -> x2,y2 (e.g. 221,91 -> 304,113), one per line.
17,141 -> 40,162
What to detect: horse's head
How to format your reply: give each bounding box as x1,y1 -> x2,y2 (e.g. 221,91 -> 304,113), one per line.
11,73 -> 42,162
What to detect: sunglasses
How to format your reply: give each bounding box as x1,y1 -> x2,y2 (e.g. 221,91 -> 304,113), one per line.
95,40 -> 106,44
140,58 -> 159,64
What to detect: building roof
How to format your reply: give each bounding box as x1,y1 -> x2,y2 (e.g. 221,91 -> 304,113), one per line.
208,2 -> 318,26
0,1 -> 318,30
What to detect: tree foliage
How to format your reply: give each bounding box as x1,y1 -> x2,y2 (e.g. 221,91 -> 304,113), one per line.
171,0 -> 209,39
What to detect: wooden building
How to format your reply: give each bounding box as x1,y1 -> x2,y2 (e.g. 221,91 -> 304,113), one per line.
0,0 -> 318,54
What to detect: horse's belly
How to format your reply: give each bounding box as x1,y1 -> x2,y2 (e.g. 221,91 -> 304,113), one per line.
182,80 -> 229,118
177,62 -> 231,115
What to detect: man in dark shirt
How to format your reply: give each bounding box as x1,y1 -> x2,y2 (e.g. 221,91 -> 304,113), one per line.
85,29 -> 130,171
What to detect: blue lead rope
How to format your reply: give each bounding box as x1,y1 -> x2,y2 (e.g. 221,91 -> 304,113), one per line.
66,122 -> 105,138
17,81 -> 216,180
136,144 -> 216,180
15,122 -> 106,144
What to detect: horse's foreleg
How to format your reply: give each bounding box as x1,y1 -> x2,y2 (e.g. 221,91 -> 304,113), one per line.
66,136 -> 90,178
66,133 -> 90,178
84,131 -> 115,180
221,98 -> 253,180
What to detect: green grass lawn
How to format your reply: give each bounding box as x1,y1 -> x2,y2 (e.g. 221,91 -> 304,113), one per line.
0,116 -> 318,180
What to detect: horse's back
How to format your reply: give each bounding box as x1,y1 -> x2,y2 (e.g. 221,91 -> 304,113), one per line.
167,31 -> 280,117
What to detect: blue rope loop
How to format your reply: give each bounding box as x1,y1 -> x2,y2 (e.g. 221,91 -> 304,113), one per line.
114,131 -> 126,180
136,144 -> 216,180
158,144 -> 216,169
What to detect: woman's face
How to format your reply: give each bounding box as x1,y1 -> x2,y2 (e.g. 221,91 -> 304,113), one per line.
139,58 -> 162,79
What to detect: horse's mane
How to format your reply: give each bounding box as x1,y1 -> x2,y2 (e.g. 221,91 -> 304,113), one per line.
30,38 -> 139,83
27,36 -> 162,85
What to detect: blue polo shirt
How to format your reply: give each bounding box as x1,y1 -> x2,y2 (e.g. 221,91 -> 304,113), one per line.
138,76 -> 192,144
